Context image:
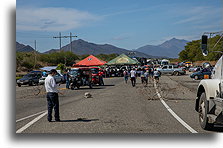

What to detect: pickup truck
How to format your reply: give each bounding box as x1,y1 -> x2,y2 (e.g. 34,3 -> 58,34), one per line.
156,65 -> 186,76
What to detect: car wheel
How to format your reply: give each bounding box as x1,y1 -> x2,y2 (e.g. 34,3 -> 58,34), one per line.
18,84 -> 21,87
29,81 -> 33,86
194,75 -> 199,80
198,92 -> 214,130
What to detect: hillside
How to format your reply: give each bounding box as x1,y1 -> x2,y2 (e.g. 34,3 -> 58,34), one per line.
136,38 -> 189,58
16,42 -> 35,52
45,39 -> 156,58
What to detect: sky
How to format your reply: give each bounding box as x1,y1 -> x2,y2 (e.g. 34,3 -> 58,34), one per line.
16,0 -> 223,53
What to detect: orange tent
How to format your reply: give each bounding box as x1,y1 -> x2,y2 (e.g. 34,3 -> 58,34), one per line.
74,55 -> 107,66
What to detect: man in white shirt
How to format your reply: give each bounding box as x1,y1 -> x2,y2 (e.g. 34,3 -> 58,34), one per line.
153,69 -> 161,83
130,68 -> 137,87
45,69 -> 60,122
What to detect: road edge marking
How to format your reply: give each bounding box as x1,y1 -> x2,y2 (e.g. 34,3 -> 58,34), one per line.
16,111 -> 47,133
154,81 -> 198,133
16,110 -> 47,123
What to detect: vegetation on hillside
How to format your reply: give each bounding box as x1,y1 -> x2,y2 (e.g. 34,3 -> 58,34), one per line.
16,51 -> 119,72
179,35 -> 223,62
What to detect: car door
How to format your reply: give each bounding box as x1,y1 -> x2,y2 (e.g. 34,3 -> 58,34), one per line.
162,66 -> 168,74
54,73 -> 61,83
167,65 -> 173,74
202,69 -> 211,79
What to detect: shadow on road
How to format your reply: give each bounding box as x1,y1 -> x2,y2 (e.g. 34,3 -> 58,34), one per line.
74,87 -> 104,90
59,118 -> 99,123
207,125 -> 223,132
101,84 -> 115,87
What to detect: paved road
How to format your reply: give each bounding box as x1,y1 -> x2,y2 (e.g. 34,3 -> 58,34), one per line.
16,74 -> 223,133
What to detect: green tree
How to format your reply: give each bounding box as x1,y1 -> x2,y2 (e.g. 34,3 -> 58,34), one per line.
178,35 -> 223,62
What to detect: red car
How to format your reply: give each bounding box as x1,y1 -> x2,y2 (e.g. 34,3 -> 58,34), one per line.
89,67 -> 104,86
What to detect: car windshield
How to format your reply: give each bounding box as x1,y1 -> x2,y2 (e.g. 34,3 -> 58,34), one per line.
69,69 -> 79,76
91,68 -> 99,74
23,74 -> 34,78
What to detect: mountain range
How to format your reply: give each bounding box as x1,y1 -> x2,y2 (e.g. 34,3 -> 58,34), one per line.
52,39 -> 157,58
16,42 -> 35,52
135,38 -> 189,58
16,38 -> 189,58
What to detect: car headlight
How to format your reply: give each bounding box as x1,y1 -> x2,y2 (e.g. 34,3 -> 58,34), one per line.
17,80 -> 20,83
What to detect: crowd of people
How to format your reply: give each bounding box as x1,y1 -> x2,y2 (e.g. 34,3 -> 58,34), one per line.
122,67 -> 161,87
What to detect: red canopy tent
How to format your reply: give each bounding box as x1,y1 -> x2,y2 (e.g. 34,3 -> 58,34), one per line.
74,55 -> 107,67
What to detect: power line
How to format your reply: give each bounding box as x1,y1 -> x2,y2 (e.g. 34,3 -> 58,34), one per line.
53,32 -> 77,52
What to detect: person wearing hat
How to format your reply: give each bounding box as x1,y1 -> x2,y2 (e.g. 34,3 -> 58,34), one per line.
45,69 -> 60,122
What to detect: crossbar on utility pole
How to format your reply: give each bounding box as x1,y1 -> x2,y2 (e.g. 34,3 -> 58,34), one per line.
53,32 -> 77,52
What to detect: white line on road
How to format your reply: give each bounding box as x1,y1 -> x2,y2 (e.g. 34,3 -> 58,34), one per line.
154,81 -> 198,133
16,110 -> 47,123
16,111 -> 47,133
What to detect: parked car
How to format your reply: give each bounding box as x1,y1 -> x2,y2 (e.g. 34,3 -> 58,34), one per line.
17,72 -> 42,87
39,72 -> 65,85
190,69 -> 212,80
69,67 -> 93,90
189,66 -> 202,72
156,65 -> 186,76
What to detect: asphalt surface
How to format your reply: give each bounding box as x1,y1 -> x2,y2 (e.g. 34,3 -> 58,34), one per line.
16,73 -> 223,133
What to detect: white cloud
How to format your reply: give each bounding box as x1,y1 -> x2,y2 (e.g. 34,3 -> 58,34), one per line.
173,6 -> 222,25
16,7 -> 101,31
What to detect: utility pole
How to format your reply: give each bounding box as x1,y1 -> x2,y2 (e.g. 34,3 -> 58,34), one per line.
67,32 -> 77,52
53,32 -> 77,52
34,40 -> 37,69
53,32 -> 62,51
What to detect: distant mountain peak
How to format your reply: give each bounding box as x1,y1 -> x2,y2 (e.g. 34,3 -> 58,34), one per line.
16,42 -> 35,52
136,38 -> 189,58
44,39 -> 156,58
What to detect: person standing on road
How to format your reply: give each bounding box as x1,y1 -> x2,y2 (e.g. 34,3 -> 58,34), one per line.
123,69 -> 129,84
153,69 -> 161,83
45,69 -> 60,122
64,70 -> 70,89
144,70 -> 149,86
130,68 -> 137,87
149,67 -> 154,82
140,69 -> 145,84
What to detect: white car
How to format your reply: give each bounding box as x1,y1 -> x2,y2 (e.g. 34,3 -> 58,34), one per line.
39,73 -> 65,85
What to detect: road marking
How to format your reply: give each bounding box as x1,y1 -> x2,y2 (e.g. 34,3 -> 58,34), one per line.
154,81 -> 198,133
16,110 -> 47,123
16,111 -> 47,133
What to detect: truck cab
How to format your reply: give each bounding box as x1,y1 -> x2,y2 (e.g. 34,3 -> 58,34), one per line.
195,32 -> 223,130
195,56 -> 223,129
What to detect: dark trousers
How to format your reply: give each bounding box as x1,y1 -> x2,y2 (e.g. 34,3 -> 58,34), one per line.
66,80 -> 70,89
47,92 -> 60,121
131,77 -> 136,87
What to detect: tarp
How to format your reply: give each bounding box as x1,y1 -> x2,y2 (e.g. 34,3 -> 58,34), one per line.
40,66 -> 57,71
75,55 -> 107,66
106,54 -> 139,65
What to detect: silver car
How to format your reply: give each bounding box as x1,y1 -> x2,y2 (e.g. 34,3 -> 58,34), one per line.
39,73 -> 65,85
